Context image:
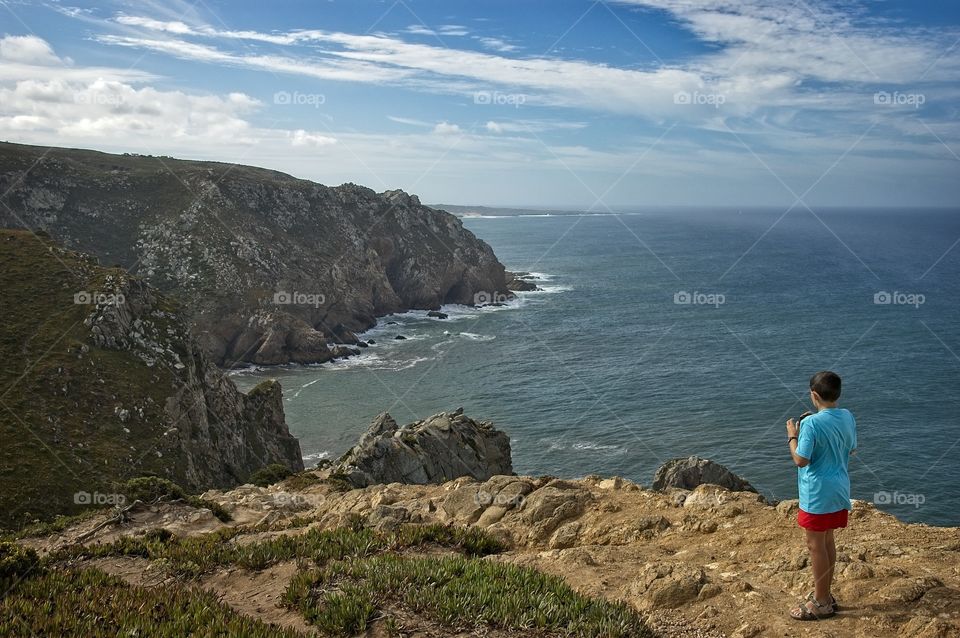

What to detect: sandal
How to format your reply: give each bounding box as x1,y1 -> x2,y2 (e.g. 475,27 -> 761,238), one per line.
806,590 -> 840,611
789,593 -> 835,621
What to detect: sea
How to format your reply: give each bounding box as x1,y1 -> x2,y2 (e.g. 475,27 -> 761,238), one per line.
232,208 -> 960,527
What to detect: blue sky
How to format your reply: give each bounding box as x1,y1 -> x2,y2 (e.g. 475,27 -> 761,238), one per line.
1,0 -> 958,207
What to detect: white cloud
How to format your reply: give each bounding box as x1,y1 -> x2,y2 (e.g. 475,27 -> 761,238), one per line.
433,121 -> 461,135
405,25 -> 437,37
387,115 -> 433,127
290,129 -> 337,147
0,35 -> 63,65
477,37 -> 518,53
405,24 -> 469,38
484,119 -> 588,134
91,6 -> 959,127
438,25 -> 470,36
115,15 -> 195,35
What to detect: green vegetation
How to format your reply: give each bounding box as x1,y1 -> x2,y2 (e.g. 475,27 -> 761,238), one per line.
249,462 -> 294,487
280,470 -> 323,491
0,230 -> 184,530
1,509 -> 102,541
0,542 -> 40,591
0,567 -> 306,637
56,522 -> 504,578
118,477 -> 231,522
29,517 -> 651,637
284,554 -> 652,638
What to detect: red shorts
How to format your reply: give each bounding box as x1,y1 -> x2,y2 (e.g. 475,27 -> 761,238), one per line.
798,508 -> 848,531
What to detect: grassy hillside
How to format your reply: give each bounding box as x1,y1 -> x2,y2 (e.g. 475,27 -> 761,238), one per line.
0,229 -> 302,530
0,230 -> 182,529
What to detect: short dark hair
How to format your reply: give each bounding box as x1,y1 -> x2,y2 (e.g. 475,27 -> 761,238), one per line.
810,370 -> 842,402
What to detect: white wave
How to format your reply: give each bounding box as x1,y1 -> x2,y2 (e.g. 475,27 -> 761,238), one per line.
521,271 -> 552,281
542,439 -> 629,455
459,332 -> 496,342
226,364 -> 274,376
303,450 -> 331,467
322,352 -> 431,372
518,284 -> 572,295
571,441 -> 628,454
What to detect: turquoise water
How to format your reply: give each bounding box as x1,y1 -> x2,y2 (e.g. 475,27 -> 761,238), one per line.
232,208 -> 960,526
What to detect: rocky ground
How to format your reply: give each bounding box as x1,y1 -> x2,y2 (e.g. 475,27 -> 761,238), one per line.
22,468 -> 960,637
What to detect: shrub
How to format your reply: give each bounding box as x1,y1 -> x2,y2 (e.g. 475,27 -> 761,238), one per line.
0,542 -> 41,590
249,463 -> 294,487
119,477 -> 230,522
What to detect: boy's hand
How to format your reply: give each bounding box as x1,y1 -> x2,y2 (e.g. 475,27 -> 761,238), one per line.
786,418 -> 800,438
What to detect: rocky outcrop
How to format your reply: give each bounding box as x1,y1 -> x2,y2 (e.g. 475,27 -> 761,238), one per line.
0,142 -> 515,366
505,271 -> 541,291
652,456 -> 756,493
0,230 -> 302,528
334,409 -> 512,487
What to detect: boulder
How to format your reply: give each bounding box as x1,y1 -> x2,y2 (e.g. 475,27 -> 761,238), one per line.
521,482 -> 591,542
334,409 -> 512,488
632,563 -> 707,609
427,310 -> 449,319
652,456 -> 756,493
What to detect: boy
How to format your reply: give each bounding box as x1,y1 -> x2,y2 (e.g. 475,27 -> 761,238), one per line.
786,370 -> 857,621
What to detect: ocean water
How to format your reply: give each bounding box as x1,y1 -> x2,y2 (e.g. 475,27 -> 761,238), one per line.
232,208 -> 960,526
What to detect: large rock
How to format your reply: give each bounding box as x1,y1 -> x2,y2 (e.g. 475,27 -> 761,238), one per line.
652,456 -> 756,493
334,409 -> 512,487
0,142 -> 515,366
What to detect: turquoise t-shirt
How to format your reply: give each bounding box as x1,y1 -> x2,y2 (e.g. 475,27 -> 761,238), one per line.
796,407 -> 857,514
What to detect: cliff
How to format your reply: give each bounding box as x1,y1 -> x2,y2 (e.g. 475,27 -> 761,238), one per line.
0,229 -> 303,530
0,142 -> 515,366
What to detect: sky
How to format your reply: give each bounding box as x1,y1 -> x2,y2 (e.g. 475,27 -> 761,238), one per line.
0,0 -> 958,208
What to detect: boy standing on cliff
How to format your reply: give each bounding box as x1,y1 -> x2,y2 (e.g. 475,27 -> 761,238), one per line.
785,370 -> 857,621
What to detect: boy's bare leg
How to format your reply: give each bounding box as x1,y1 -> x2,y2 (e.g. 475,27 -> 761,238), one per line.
806,529 -> 832,605
825,529 -> 837,599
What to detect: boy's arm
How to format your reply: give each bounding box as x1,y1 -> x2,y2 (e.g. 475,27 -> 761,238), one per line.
786,418 -> 811,467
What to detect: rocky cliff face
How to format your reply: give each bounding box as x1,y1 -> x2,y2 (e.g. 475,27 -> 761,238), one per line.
0,230 -> 302,528
0,142 -> 514,366
334,409 -> 513,487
